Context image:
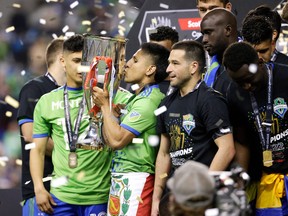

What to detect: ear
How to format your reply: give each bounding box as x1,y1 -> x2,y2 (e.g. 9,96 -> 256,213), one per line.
225,2 -> 232,11
60,56 -> 66,70
146,65 -> 156,76
190,61 -> 198,76
225,25 -> 232,37
272,30 -> 278,43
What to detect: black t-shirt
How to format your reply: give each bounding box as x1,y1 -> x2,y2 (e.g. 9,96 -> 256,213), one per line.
17,74 -> 58,200
213,65 -> 233,98
274,50 -> 288,65
157,81 -> 231,170
227,64 -> 288,181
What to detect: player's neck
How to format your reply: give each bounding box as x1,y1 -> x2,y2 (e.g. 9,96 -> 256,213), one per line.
180,76 -> 201,97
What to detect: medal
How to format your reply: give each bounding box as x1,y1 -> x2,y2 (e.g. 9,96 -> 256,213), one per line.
263,150 -> 273,167
68,152 -> 77,168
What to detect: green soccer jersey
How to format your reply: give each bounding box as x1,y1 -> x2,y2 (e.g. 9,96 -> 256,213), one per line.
33,86 -> 112,205
111,84 -> 165,174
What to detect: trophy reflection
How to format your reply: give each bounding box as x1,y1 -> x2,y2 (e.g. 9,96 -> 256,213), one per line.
81,35 -> 127,149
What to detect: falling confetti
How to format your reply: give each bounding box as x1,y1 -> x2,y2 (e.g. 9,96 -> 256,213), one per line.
131,84 -> 140,91
0,156 -> 9,162
169,113 -> 180,117
154,106 -> 167,116
5,26 -> 15,33
65,32 -> 75,37
52,33 -> 58,39
43,176 -> 52,182
159,173 -> 168,179
118,11 -> 125,18
132,138 -> 144,144
77,171 -> 85,181
70,1 -> 79,9
5,111 -> 12,117
159,3 -> 169,9
12,3 -> 21,8
5,95 -> 19,108
148,135 -> 160,147
82,20 -> 91,26
15,159 -> 22,166
120,109 -> 128,114
119,0 -> 128,5
25,142 -> 36,150
248,64 -> 257,74
136,196 -> 143,204
62,25 -> 69,33
20,70 -> 26,76
51,176 -> 68,188
39,18 -> 46,25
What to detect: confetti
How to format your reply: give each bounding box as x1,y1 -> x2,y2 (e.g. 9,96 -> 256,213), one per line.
159,3 -> 169,9
248,64 -> 257,74
159,173 -> 168,179
5,26 -> 15,33
119,0 -> 128,5
131,84 -> 140,91
77,65 -> 90,73
118,25 -> 126,31
0,156 -> 9,162
24,180 -> 31,185
82,20 -> 91,26
12,3 -> 21,8
215,119 -> 224,127
154,106 -> 167,116
62,25 -> 69,33
132,138 -> 144,144
77,171 -> 85,181
120,109 -> 128,114
70,1 -> 79,9
0,161 -> 6,167
15,159 -> 22,166
51,176 -> 68,188
136,196 -> 143,204
5,95 -> 19,108
104,12 -> 113,19
0,12 -> 2,18
169,113 -> 180,117
39,18 -> 46,25
25,142 -> 36,150
148,135 -> 160,147
65,32 -> 75,37
20,70 -> 26,76
118,11 -> 125,18
100,30 -> 107,35
43,176 -> 52,182
5,111 -> 12,117
52,33 -> 58,39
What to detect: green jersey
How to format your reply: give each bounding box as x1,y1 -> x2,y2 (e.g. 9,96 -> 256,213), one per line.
112,84 -> 165,173
33,86 -> 112,205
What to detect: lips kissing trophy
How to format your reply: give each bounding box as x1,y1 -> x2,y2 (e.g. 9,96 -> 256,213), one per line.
81,35 -> 127,150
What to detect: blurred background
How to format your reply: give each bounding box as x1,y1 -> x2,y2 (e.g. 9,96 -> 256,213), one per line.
0,0 -> 288,213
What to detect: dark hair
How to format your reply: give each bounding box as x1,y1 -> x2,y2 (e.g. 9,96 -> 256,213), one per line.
63,34 -> 84,53
140,42 -> 170,83
149,26 -> 179,45
46,38 -> 64,68
172,40 -> 206,74
246,5 -> 282,41
223,42 -> 258,72
242,15 -> 273,45
196,0 -> 230,5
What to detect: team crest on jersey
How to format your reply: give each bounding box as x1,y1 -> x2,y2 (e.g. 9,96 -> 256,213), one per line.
182,114 -> 195,135
128,111 -> 141,122
273,97 -> 288,118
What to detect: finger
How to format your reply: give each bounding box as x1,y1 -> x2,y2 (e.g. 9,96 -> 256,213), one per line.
49,195 -> 57,206
44,202 -> 54,214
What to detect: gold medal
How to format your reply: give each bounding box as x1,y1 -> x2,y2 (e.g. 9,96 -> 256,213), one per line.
263,150 -> 273,167
68,152 -> 77,168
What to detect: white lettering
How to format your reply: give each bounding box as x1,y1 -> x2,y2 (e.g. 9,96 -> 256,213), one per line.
188,20 -> 201,28
270,129 -> 288,143
170,147 -> 193,158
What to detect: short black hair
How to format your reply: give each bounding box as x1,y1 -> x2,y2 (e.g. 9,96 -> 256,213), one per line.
140,42 -> 170,83
149,26 -> 179,45
172,40 -> 206,74
223,42 -> 258,72
196,0 -> 230,5
63,34 -> 84,53
242,15 -> 273,45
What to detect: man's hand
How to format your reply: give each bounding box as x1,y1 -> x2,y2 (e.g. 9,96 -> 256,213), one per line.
151,199 -> 160,216
92,86 -> 109,107
113,103 -> 126,118
35,189 -> 56,214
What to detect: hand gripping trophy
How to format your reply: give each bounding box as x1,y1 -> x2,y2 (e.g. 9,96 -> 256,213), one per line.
81,35 -> 127,150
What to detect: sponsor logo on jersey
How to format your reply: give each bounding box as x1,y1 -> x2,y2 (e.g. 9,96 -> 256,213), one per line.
182,114 -> 195,135
273,97 -> 287,118
128,111 -> 141,122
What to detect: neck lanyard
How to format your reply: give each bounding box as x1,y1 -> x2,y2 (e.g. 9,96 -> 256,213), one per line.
270,49 -> 279,62
63,85 -> 86,152
45,72 -> 58,86
249,64 -> 273,151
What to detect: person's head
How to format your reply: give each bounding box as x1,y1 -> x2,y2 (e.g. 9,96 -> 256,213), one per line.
246,5 -> 282,43
124,42 -> 170,87
61,34 -> 84,87
242,15 -> 274,63
167,40 -> 205,91
149,26 -> 179,51
196,0 -> 232,19
167,161 -> 215,216
282,2 -> 288,22
200,8 -> 237,58
223,42 -> 267,91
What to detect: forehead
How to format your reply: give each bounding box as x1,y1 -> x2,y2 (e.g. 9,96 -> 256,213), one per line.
169,49 -> 186,60
63,51 -> 82,59
151,40 -> 173,51
198,0 -> 224,7
250,39 -> 272,52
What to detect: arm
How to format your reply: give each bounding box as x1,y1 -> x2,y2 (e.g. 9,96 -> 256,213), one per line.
21,122 -> 54,156
151,133 -> 171,216
209,133 -> 235,171
233,127 -> 250,171
30,137 -> 56,214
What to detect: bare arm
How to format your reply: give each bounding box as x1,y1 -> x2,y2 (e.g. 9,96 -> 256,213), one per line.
21,122 -> 54,156
209,133 -> 235,171
233,127 -> 250,171
30,137 -> 56,214
151,133 -> 171,216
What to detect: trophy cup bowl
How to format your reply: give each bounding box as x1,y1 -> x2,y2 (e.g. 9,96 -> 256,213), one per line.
81,35 -> 127,149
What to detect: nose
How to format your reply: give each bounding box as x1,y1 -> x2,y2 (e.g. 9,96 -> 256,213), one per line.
202,34 -> 208,44
166,64 -> 172,73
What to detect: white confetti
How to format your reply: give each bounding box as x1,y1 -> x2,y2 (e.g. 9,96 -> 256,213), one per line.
25,142 -> 36,150
52,33 -> 58,39
65,32 -> 75,37
100,30 -> 107,35
5,111 -> 12,117
0,161 -> 6,167
12,3 -> 21,8
20,70 -> 26,76
15,159 -> 22,166
248,64 -> 257,74
24,180 -> 31,185
43,176 -> 52,182
148,135 -> 160,147
132,138 -> 144,144
119,0 -> 128,5
70,1 -> 79,9
5,26 -> 15,33
0,12 -> 3,18
0,156 -> 9,162
131,84 -> 140,91
5,95 -> 19,108
82,20 -> 91,26
118,25 -> 126,31
154,106 -> 167,116
120,109 -> 128,114
77,65 -> 90,73
39,18 -> 46,25
62,25 -> 69,33
159,3 -> 169,9
104,12 -> 113,19
51,176 -> 68,188
118,11 -> 125,18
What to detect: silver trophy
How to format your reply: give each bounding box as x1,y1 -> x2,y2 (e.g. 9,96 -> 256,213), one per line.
81,35 -> 127,149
